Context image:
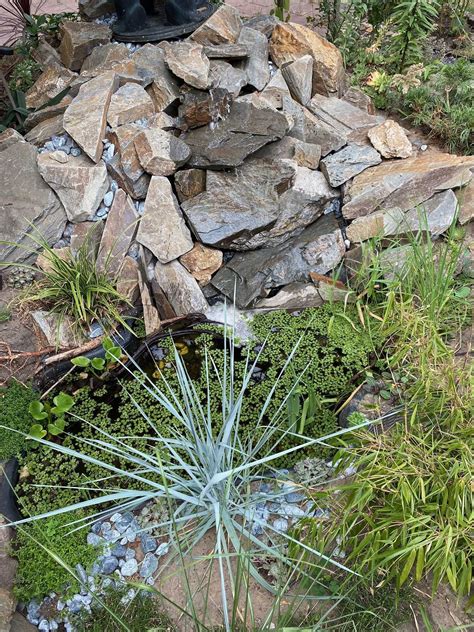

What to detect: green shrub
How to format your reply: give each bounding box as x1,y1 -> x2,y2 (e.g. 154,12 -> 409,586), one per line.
0,381 -> 38,460
13,513 -> 97,602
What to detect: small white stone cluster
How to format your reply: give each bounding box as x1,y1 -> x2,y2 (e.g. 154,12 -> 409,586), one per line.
26,509 -> 170,632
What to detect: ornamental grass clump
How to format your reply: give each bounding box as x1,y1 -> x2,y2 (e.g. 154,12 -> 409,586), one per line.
2,228 -> 131,338
3,312 -> 373,630
298,222 -> 473,599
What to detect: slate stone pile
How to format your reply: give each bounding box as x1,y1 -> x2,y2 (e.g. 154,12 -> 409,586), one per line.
0,5 -> 473,343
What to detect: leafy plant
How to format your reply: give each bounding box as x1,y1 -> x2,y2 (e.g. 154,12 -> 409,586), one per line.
28,391 -> 74,441
71,337 -> 123,377
13,513 -> 97,602
0,88 -> 29,132
390,0 -> 441,70
5,314 -> 370,631
0,380 -> 38,459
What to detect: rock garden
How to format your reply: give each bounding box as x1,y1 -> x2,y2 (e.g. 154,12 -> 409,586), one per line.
0,1 -> 473,631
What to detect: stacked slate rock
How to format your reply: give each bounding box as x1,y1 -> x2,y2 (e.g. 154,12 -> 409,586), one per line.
1,6 -> 473,327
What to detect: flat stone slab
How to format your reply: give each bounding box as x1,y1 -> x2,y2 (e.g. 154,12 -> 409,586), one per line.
346,189 -> 459,242
308,94 -> 384,137
320,143 -> 382,187
0,143 -> 66,266
212,214 -> 345,308
107,83 -> 155,127
184,95 -> 290,168
164,41 -> 210,90
137,176 -> 193,264
190,4 -> 242,45
154,259 -> 208,316
59,20 -> 111,71
134,128 -> 191,176
37,151 -> 109,222
269,22 -> 345,97
64,71 -> 119,163
182,158 -> 338,250
342,151 -> 474,219
96,189 -> 138,277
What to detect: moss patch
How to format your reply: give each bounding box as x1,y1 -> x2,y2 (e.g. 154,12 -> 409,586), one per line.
0,381 -> 38,460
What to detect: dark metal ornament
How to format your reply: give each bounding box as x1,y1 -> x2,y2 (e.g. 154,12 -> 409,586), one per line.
112,0 -> 216,43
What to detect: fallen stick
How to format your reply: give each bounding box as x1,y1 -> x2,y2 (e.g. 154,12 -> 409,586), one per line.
41,338 -> 104,368
0,347 -> 55,361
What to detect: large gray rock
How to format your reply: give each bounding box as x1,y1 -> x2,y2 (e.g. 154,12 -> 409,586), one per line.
346,189 -> 460,243
137,176 -> 193,263
81,42 -> 130,76
212,214 -> 345,307
190,4 -> 242,45
0,128 -> 24,152
182,159 -> 295,249
308,94 -> 384,137
96,189 -> 138,277
164,41 -> 210,90
107,82 -> 155,127
342,152 -> 474,219
25,65 -> 77,110
269,22 -> 345,97
0,143 -> 66,266
178,88 -> 233,130
184,95 -> 290,168
37,151 -> 109,222
64,70 -> 119,163
209,60 -> 247,97
183,158 -> 338,250
154,260 -> 208,315
281,95 -> 347,156
58,20 -> 111,71
281,55 -> 313,106
134,128 -> 191,176
237,26 -> 270,91
320,143 -> 382,187
108,123 -> 150,198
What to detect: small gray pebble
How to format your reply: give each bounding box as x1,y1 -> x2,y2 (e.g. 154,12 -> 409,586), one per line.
87,533 -> 104,547
273,518 -> 288,532
125,548 -> 136,561
111,544 -> 127,558
156,542 -> 169,556
140,535 -> 157,554
140,553 -> 158,578
103,190 -> 114,207
70,147 -> 82,157
100,556 -> 119,574
120,558 -> 138,577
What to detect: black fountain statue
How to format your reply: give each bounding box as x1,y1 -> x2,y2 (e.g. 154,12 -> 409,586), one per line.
112,0 -> 216,43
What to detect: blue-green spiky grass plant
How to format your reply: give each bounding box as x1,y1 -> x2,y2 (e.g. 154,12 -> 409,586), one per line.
2,308 -> 378,630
